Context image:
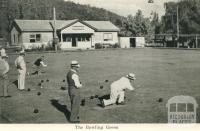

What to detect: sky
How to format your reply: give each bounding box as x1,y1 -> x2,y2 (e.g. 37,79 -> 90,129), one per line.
65,0 -> 179,18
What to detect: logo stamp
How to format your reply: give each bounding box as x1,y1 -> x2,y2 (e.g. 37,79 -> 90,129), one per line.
166,95 -> 198,123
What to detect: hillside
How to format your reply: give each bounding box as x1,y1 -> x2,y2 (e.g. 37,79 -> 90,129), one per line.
0,0 -> 124,41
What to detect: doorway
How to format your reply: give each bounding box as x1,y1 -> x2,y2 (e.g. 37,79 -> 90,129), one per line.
130,38 -> 136,47
72,36 -> 77,47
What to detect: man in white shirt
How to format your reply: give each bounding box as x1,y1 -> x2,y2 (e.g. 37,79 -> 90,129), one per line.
67,60 -> 82,123
102,73 -> 136,107
0,51 -> 10,97
0,46 -> 6,56
15,51 -> 26,90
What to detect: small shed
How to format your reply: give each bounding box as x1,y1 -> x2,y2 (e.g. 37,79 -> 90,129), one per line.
119,37 -> 145,48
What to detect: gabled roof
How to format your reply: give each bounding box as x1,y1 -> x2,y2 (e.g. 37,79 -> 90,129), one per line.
14,19 -> 78,32
13,19 -> 120,32
83,21 -> 120,32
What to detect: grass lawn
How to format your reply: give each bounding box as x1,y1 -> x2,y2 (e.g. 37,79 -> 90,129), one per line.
1,48 -> 200,123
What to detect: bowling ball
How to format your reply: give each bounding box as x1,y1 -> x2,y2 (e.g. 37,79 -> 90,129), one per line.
105,80 -> 109,82
37,92 -> 41,96
158,98 -> 163,102
90,96 -> 94,99
33,109 -> 39,113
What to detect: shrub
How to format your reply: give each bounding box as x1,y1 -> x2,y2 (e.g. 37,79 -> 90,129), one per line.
95,43 -> 103,49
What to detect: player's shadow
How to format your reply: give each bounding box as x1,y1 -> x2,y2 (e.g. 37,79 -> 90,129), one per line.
12,80 -> 18,87
50,99 -> 70,121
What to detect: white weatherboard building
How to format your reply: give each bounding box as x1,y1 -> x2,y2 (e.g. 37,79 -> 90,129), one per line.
10,19 -> 120,50
119,37 -> 145,48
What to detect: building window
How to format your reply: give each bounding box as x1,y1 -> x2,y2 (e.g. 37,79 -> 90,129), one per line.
104,33 -> 113,41
30,34 -> 41,43
63,37 -> 71,42
77,36 -> 90,42
13,34 -> 15,43
86,37 -> 90,41
78,37 -> 82,41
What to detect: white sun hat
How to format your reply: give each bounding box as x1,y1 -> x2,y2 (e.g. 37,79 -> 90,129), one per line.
1,51 -> 8,58
126,73 -> 136,80
71,60 -> 80,68
19,50 -> 25,55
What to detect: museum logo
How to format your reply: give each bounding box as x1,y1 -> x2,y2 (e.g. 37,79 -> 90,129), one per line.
166,95 -> 198,123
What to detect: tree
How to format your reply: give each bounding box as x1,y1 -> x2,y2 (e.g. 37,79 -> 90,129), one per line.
122,10 -> 151,37
161,0 -> 200,34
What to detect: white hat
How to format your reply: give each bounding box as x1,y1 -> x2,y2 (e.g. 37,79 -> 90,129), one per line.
71,60 -> 80,68
19,50 -> 25,55
1,51 -> 8,58
126,73 -> 136,80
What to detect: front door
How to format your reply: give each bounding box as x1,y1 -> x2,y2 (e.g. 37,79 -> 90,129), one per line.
72,36 -> 77,47
130,38 -> 136,47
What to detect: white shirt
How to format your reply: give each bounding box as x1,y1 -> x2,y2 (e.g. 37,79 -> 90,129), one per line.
71,69 -> 82,88
40,61 -> 47,67
0,48 -> 6,56
0,58 -> 9,76
2,59 -> 9,75
15,56 -> 26,71
111,77 -> 134,91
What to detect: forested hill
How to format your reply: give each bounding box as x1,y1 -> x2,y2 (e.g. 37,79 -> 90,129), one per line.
0,0 -> 124,39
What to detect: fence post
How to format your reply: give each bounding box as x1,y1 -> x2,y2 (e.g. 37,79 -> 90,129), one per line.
195,34 -> 198,48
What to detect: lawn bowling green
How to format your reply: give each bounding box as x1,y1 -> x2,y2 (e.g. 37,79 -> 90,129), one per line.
1,48 -> 200,123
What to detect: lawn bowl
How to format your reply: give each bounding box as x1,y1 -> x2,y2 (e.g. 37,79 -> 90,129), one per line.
37,92 -> 41,96
100,86 -> 104,89
33,109 -> 39,113
60,87 -> 66,90
157,98 -> 163,103
90,96 -> 94,99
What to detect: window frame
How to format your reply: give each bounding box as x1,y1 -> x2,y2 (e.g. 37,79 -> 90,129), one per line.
103,33 -> 113,41
29,34 -> 41,43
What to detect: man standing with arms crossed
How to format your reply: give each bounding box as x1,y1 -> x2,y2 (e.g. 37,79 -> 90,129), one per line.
15,51 -> 26,91
67,60 -> 82,123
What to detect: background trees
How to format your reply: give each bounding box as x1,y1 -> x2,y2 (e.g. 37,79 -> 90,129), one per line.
161,0 -> 200,34
1,0 -> 200,43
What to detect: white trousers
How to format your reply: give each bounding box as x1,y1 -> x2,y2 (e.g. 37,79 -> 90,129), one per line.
103,88 -> 125,106
18,70 -> 26,90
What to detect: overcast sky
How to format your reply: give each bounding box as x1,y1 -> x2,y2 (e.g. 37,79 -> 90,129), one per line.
65,0 -> 178,18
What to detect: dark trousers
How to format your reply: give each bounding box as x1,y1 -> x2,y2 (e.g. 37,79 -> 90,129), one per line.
0,76 -> 9,97
68,87 -> 80,122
